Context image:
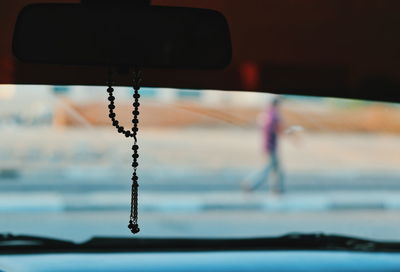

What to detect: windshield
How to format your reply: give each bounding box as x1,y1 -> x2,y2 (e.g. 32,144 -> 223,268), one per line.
1,85 -> 400,242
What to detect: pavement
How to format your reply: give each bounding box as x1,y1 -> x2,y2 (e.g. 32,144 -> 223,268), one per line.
1,127 -> 400,172
2,191 -> 400,213
1,127 -> 400,240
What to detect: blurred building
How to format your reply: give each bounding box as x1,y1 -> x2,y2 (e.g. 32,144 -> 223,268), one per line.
1,85 -> 400,132
67,85 -> 272,107
0,85 -> 271,128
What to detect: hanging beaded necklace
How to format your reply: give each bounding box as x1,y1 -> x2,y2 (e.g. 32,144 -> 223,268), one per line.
106,69 -> 142,234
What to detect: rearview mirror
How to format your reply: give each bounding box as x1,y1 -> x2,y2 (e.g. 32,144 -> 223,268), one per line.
13,3 -> 232,69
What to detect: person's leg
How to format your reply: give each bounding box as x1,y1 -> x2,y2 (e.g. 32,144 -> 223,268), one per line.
276,159 -> 285,193
249,156 -> 273,191
270,152 -> 285,194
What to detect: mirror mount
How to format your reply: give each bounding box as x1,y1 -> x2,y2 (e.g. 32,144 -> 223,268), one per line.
81,0 -> 152,74
81,0 -> 151,7
116,65 -> 130,75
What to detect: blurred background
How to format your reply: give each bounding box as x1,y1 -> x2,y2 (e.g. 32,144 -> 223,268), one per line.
1,85 -> 400,242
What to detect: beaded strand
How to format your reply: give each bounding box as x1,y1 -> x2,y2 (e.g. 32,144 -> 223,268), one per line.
106,70 -> 142,234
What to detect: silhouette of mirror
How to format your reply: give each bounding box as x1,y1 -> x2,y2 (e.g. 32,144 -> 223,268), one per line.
13,4 -> 231,69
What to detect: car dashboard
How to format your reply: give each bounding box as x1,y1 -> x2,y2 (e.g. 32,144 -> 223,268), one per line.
2,250 -> 400,272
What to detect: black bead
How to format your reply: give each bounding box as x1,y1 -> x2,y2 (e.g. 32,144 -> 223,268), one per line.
132,175 -> 138,181
133,93 -> 140,99
132,145 -> 139,150
112,120 -> 119,126
109,112 -> 116,118
132,162 -> 139,167
133,102 -> 140,107
108,104 -> 115,110
118,127 -> 124,133
108,96 -> 115,102
129,224 -> 140,234
132,119 -> 139,124
132,127 -> 138,132
107,87 -> 114,93
125,131 -> 131,137
132,110 -> 139,115
132,153 -> 139,159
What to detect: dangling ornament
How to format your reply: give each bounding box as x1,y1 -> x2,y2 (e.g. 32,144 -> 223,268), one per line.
106,68 -> 142,234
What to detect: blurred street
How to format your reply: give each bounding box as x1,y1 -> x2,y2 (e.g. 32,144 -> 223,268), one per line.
1,127 -> 400,241
1,86 -> 400,242
0,127 -> 399,193
3,210 -> 400,243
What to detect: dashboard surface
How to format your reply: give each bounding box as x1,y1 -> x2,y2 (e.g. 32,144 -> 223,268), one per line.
2,250 -> 400,272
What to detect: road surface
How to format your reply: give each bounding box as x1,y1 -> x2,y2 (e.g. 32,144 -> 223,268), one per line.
1,128 -> 400,242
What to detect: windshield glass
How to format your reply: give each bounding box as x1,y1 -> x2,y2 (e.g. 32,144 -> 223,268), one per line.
1,84 -> 400,242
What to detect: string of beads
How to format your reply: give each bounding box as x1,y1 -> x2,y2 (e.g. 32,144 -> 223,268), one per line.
106,70 -> 142,234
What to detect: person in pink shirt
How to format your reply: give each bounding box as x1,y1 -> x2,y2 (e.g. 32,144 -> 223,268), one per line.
243,97 -> 285,195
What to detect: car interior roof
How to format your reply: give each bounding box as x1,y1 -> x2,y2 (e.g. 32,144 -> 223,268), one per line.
1,0 -> 400,103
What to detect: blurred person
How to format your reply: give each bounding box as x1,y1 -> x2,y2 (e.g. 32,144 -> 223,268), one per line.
242,96 -> 285,195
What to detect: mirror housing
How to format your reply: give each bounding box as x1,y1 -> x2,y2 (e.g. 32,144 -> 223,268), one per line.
13,3 -> 232,70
